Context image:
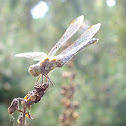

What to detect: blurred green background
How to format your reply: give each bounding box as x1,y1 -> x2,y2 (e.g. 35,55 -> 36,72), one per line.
0,0 -> 126,126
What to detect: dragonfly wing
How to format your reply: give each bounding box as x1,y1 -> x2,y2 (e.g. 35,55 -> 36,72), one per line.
55,38 -> 99,67
48,15 -> 84,57
15,52 -> 48,61
60,23 -> 101,55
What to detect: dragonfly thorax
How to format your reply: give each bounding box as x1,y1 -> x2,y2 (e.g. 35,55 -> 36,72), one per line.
39,58 -> 57,75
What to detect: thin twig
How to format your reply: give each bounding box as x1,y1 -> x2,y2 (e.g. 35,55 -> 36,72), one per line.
22,108 -> 26,126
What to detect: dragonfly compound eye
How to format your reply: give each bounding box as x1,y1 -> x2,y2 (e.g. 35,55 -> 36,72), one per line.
28,64 -> 41,77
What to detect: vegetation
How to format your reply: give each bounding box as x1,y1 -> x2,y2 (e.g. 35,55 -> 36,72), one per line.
0,0 -> 126,126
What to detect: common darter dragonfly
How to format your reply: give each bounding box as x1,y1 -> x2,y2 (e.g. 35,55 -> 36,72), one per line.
15,15 -> 101,85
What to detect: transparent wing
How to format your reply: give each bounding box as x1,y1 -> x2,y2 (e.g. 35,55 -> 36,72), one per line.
48,15 -> 84,57
60,23 -> 101,55
15,52 -> 48,61
55,38 -> 99,67
54,22 -> 101,67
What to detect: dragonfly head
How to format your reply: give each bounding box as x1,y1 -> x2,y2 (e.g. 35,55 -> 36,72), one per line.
28,63 -> 41,77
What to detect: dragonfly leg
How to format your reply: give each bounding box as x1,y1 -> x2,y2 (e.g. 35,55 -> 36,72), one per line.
45,75 -> 54,86
46,76 -> 48,82
42,75 -> 43,84
35,74 -> 41,85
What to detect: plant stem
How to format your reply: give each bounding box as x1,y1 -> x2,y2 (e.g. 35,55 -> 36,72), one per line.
22,108 -> 26,126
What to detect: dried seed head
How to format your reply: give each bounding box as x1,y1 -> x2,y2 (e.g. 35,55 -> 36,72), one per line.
60,88 -> 66,95
17,114 -> 23,125
34,83 -> 49,92
8,98 -> 19,115
73,101 -> 79,109
25,112 -> 33,119
59,114 -> 65,122
62,72 -> 72,78
72,112 -> 79,119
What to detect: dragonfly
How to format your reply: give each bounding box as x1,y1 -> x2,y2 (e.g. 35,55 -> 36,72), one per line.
15,15 -> 101,85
